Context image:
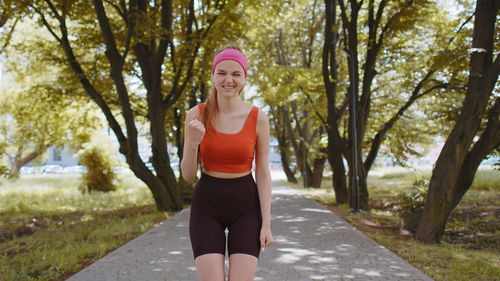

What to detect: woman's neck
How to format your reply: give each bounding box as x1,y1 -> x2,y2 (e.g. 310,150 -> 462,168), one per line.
217,96 -> 242,114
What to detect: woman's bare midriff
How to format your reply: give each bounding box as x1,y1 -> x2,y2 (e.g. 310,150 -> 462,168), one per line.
203,169 -> 252,179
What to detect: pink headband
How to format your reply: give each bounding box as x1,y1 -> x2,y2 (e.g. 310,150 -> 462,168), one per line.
212,48 -> 247,77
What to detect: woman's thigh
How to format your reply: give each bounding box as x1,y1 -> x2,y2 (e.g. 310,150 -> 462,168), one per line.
195,253 -> 225,281
228,253 -> 258,281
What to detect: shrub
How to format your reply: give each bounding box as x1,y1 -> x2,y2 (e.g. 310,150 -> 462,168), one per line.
395,178 -> 429,233
0,154 -> 9,178
78,146 -> 118,193
0,165 -> 8,179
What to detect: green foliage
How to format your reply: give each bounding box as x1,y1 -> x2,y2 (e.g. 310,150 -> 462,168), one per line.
0,165 -> 8,178
244,0 -> 328,182
0,17 -> 104,177
77,145 -> 118,193
395,178 -> 429,219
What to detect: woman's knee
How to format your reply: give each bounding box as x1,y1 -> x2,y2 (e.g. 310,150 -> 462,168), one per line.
228,253 -> 258,281
195,253 -> 225,281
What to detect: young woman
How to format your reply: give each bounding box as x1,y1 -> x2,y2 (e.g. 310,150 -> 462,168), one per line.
181,46 -> 274,281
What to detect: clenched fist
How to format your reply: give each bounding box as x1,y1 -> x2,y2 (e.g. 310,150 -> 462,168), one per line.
185,116 -> 206,146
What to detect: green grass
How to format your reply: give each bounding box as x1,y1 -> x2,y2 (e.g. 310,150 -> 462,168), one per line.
0,174 -> 156,214
470,168 -> 500,191
0,173 -> 172,281
286,166 -> 500,281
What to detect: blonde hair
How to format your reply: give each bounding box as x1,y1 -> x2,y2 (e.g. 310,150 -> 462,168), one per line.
201,45 -> 246,134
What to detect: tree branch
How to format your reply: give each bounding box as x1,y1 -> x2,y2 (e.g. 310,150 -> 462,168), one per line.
157,0 -> 172,66
0,15 -> 19,53
301,87 -> 328,129
30,5 -> 62,44
486,51 -> 500,85
377,0 -> 412,47
364,71 -> 447,172
32,2 -> 127,146
92,0 -> 123,65
448,12 -> 475,45
104,0 -> 126,21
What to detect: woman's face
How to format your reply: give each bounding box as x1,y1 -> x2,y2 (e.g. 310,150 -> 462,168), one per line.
213,60 -> 245,98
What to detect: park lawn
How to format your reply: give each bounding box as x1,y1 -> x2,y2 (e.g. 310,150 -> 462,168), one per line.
0,174 -> 174,281
287,166 -> 500,281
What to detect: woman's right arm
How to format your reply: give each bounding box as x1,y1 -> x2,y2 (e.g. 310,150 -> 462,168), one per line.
180,107 -> 205,182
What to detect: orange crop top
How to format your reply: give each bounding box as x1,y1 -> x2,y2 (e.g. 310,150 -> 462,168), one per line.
198,103 -> 258,173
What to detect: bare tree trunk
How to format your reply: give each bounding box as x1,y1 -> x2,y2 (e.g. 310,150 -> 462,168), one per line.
8,148 -> 41,178
310,155 -> 326,187
416,0 -> 500,243
32,0 -> 225,211
323,0 -> 348,204
273,106 -> 298,183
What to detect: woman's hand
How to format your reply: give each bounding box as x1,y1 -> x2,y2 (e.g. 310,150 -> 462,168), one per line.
186,116 -> 205,146
260,225 -> 274,250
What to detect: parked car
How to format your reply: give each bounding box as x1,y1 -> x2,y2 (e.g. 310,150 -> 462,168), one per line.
19,166 -> 36,174
40,165 -> 63,174
62,165 -> 86,174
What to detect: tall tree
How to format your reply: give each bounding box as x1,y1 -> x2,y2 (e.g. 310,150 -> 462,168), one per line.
245,0 -> 328,187
14,0 -> 240,211
322,0 -> 453,208
0,20 -> 101,178
416,0 -> 500,243
323,0 -> 349,203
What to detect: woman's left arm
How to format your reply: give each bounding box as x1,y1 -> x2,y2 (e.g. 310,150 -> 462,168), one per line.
255,108 -> 274,249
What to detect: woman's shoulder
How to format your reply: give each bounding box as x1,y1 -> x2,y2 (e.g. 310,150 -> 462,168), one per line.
251,105 -> 268,128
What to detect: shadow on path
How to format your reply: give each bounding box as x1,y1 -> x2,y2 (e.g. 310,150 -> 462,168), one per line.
67,180 -> 433,281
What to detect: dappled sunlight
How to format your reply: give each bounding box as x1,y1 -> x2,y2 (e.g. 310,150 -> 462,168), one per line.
187,266 -> 197,272
308,255 -> 336,263
352,267 -> 382,277
148,257 -> 169,264
275,247 -> 316,264
273,235 -> 300,246
395,272 -> 413,278
284,216 -> 307,222
257,183 -> 435,280
301,207 -> 332,213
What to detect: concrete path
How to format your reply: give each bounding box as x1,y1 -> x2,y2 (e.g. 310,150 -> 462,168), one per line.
67,175 -> 433,281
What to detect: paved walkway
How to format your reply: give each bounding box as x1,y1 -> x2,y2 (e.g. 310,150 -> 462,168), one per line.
67,175 -> 433,281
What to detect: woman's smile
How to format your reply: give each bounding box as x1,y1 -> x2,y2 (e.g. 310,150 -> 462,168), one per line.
214,60 -> 245,96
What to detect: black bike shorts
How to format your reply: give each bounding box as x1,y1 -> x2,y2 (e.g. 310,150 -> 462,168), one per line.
189,173 -> 262,260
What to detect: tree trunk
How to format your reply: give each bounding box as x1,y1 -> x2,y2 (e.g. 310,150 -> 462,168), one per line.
346,150 -> 369,210
280,147 -> 297,183
288,102 -> 310,186
8,149 -> 41,178
328,141 -> 348,204
416,0 -> 500,243
310,155 -> 326,187
276,131 -> 297,184
174,106 -> 183,175
273,106 -> 298,183
323,0 -> 348,204
33,0 -> 223,211
128,159 -> 179,211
